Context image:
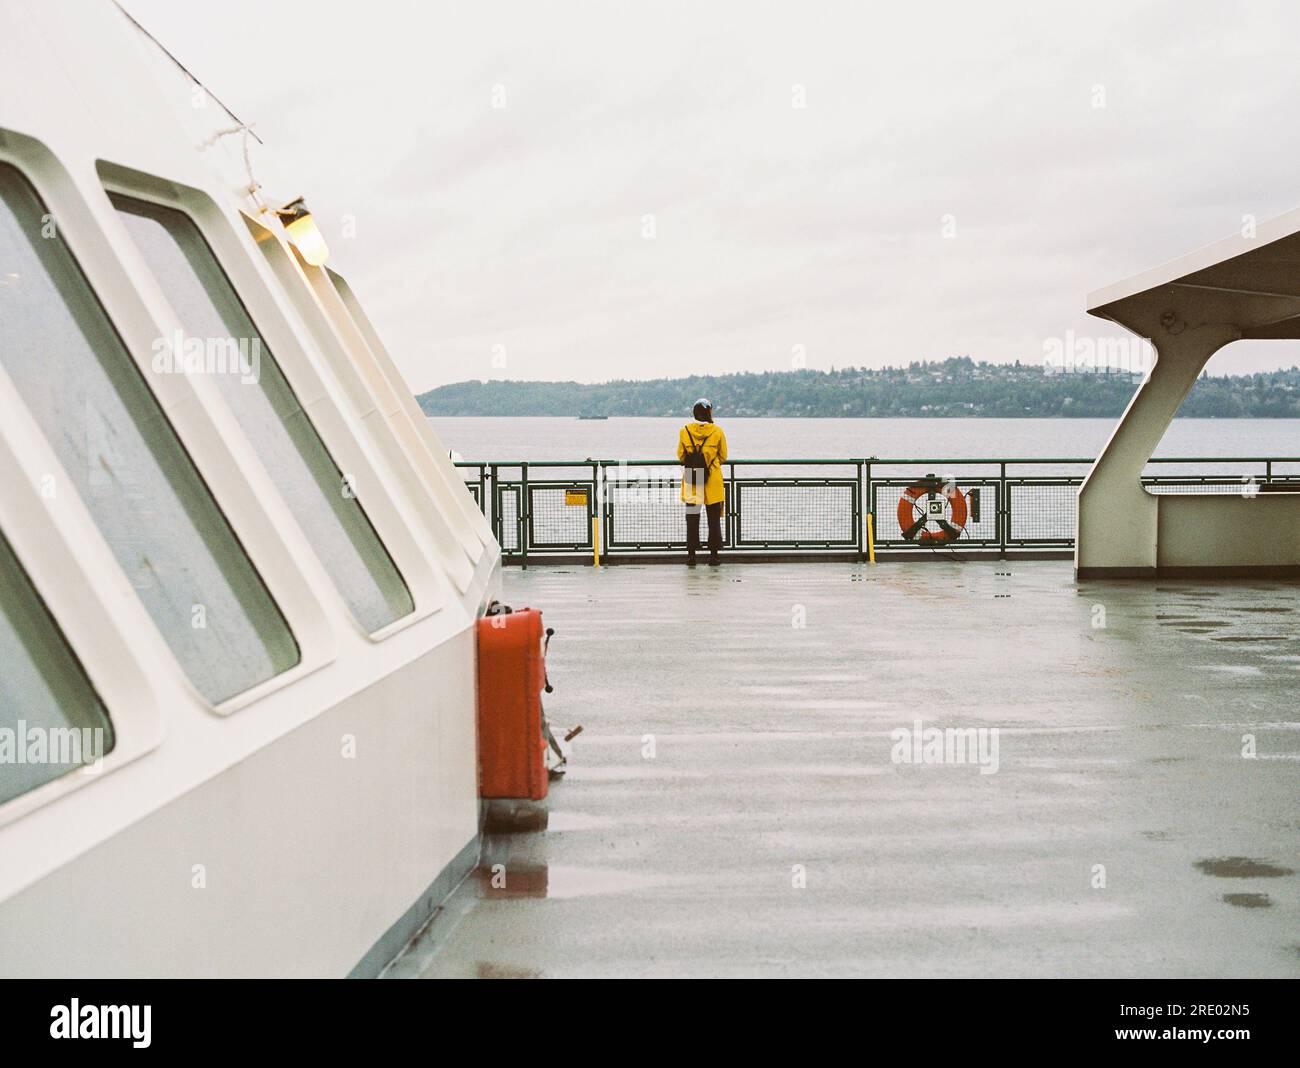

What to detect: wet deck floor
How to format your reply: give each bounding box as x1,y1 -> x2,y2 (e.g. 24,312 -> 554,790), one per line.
388,560 -> 1299,978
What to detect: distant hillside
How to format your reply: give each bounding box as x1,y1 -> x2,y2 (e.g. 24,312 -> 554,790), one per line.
417,358 -> 1300,419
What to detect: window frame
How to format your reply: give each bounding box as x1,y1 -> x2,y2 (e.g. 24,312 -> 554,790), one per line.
97,162 -> 443,643
105,190 -> 420,636
251,224 -> 485,595
0,134 -> 333,721
0,368 -> 162,827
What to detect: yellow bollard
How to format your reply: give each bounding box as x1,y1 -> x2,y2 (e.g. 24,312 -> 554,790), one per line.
866,513 -> 876,564
592,516 -> 601,568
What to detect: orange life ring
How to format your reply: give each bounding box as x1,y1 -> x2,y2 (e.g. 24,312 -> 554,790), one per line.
897,479 -> 968,543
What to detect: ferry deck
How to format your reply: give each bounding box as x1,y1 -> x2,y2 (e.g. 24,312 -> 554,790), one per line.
388,560 -> 1299,979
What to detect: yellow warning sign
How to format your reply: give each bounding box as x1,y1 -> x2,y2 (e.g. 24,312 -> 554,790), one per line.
564,489 -> 589,507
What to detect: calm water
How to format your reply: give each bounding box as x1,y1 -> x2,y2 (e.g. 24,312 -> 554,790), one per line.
431,416 -> 1300,466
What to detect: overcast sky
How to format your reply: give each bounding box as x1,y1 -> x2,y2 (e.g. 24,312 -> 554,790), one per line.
124,0 -> 1300,393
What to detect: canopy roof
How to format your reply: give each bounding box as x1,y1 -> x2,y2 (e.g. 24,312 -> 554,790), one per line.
1088,206 -> 1300,340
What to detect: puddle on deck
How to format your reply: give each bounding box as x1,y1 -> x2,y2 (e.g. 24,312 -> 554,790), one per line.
475,863 -> 691,900
1223,893 -> 1273,909
1194,857 -> 1295,878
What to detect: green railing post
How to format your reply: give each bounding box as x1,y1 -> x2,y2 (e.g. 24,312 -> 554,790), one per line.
855,460 -> 864,561
726,460 -> 735,549
520,461 -> 529,570
600,461 -> 611,562
998,461 -> 1008,558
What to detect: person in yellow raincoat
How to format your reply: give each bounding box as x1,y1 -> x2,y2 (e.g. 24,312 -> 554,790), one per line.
677,398 -> 728,566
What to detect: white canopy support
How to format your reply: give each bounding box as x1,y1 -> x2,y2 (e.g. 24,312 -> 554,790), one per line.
1077,211 -> 1300,578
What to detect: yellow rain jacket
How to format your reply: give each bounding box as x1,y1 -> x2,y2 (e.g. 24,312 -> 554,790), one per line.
678,421 -> 728,506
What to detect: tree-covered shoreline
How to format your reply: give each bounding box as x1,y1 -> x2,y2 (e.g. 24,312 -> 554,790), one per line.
421,358 -> 1300,418
418,358 -> 1300,419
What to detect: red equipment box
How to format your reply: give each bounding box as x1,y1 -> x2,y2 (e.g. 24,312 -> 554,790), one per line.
476,607 -> 548,800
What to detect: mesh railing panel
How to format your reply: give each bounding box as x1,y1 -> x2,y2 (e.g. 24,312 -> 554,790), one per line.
1008,482 -> 1076,542
606,479 -> 737,548
608,480 -> 682,546
735,481 -> 856,545
1143,479 -> 1282,495
529,484 -> 592,548
496,485 -> 520,552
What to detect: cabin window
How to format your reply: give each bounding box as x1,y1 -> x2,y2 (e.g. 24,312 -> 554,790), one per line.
0,530 -> 115,806
0,163 -> 298,703
110,196 -> 415,633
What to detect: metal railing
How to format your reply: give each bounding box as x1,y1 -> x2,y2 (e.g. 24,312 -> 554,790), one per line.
454,456 -> 1300,564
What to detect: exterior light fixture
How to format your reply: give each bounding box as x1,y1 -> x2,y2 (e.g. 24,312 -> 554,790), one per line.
275,196 -> 330,266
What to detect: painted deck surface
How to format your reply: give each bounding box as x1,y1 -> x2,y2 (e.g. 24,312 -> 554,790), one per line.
389,561 -> 1299,978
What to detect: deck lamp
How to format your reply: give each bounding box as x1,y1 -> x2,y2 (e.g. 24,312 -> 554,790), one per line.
275,197 -> 330,266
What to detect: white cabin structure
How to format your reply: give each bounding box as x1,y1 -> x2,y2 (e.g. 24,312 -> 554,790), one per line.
0,0 -> 499,976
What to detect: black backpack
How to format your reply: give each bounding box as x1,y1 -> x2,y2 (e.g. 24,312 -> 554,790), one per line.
682,427 -> 711,483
